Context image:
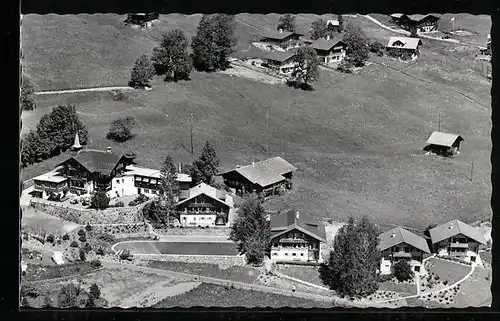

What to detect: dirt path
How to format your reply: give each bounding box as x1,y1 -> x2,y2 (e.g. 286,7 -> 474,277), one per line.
118,280 -> 202,308
35,86 -> 135,95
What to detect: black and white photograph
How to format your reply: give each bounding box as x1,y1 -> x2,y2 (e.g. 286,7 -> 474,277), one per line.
19,9 -> 493,310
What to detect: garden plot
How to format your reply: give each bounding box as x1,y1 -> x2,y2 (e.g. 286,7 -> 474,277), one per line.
423,258 -> 472,291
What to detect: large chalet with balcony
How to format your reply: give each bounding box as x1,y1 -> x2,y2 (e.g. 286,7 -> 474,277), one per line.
378,227 -> 431,275
428,219 -> 487,265
260,30 -> 303,51
311,35 -> 346,65
219,156 -> 297,198
390,14 -> 440,33
173,183 -> 242,227
270,210 -> 326,263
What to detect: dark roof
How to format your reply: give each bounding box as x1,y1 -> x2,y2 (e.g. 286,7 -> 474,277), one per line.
263,51 -> 297,63
378,227 -> 430,253
220,156 -> 297,187
270,209 -> 326,242
429,220 -> 486,244
57,149 -> 125,176
311,37 -> 345,51
261,30 -> 298,41
174,183 -> 230,207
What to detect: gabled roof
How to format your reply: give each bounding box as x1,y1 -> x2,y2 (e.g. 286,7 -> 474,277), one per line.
220,156 -> 297,188
123,165 -> 192,183
263,51 -> 297,63
326,19 -> 340,26
378,227 -> 430,253
261,30 -> 300,41
426,131 -> 464,147
32,167 -> 68,184
57,149 -> 125,176
174,183 -> 230,207
429,220 -> 487,244
391,13 -> 405,19
270,209 -> 326,243
311,36 -> 345,51
386,37 -> 422,50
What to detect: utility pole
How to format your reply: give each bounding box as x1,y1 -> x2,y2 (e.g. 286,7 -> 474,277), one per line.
190,112 -> 194,156
438,112 -> 441,132
265,107 -> 269,155
470,157 -> 474,181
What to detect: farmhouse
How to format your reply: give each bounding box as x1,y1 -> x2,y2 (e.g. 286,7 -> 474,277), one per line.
219,156 -> 297,197
174,183 -> 241,227
378,227 -> 431,275
261,51 -> 298,75
124,13 -> 159,28
423,131 -> 464,157
386,37 -> 422,60
260,30 -> 303,51
311,35 -> 346,65
270,210 -> 326,263
30,134 -> 192,200
390,14 -> 440,33
429,219 -> 487,265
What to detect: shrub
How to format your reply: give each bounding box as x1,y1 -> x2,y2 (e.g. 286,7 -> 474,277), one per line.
435,275 -> 440,281
91,191 -> 110,210
96,248 -> 104,256
443,280 -> 449,286
377,273 -> 394,282
337,59 -> 353,73
90,259 -> 102,268
85,223 -> 92,231
79,248 -> 86,261
79,235 -> 87,243
393,261 -> 414,282
115,201 -> 124,207
70,241 -> 79,248
83,242 -> 92,253
369,41 -> 385,56
77,229 -> 86,237
128,200 -> 137,207
119,249 -> 132,260
46,234 -> 55,243
89,283 -> 101,300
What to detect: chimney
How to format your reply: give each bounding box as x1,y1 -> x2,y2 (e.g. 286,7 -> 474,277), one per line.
295,211 -> 300,220
391,232 -> 396,238
448,225 -> 453,230
107,146 -> 113,153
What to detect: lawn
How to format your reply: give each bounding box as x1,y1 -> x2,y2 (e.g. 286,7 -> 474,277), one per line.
451,267 -> 491,307
153,283 -> 333,308
426,258 -> 472,285
113,241 -> 240,255
148,261 -> 261,284
275,264 -> 326,287
20,14 -> 492,231
21,205 -> 80,235
378,281 -> 417,296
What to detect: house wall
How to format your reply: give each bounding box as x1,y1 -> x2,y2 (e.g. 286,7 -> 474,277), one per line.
380,242 -> 424,262
435,234 -> 481,256
270,229 -> 323,263
316,47 -> 346,65
176,193 -> 231,226
180,213 -> 217,227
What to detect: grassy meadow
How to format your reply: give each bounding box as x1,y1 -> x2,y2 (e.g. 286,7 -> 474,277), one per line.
20,13 -> 492,231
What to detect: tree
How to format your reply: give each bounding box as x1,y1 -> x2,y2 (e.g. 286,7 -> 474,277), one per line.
79,248 -> 86,261
393,261 -> 414,282
319,216 -> 380,299
369,41 -> 385,56
106,116 -> 136,142
151,29 -> 193,81
21,130 -> 53,167
277,14 -> 296,32
58,283 -> 80,308
21,76 -> 36,111
87,283 -> 101,307
310,19 -> 329,40
156,156 -> 180,223
230,193 -> 271,265
342,23 -> 370,67
90,191 -> 110,210
129,54 -> 155,88
288,46 -> 320,90
337,14 -> 344,31
191,14 -> 237,71
190,141 -> 220,185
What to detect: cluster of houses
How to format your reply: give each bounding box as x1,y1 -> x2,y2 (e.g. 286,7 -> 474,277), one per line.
390,14 -> 440,33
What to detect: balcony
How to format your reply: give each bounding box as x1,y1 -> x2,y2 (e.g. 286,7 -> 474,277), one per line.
450,243 -> 470,248
392,252 -> 412,258
279,238 -> 308,244
34,184 -> 68,193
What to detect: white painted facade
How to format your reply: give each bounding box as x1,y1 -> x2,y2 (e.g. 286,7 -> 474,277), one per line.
180,213 -> 217,227
271,242 -> 323,263
379,258 -> 427,275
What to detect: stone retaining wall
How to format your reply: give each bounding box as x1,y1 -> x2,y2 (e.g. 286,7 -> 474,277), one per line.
135,254 -> 247,266
30,200 -> 144,225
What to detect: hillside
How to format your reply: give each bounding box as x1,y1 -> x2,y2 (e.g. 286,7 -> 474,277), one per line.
20,13 -> 492,230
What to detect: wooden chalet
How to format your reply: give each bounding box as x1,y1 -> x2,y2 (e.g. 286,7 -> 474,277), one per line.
260,30 -> 303,51
429,220 -> 486,265
270,210 -> 326,263
219,156 -> 297,197
378,227 -> 431,275
311,35 -> 346,65
423,131 -> 464,157
386,36 -> 422,59
261,51 -> 298,75
390,14 -> 440,33
124,13 -> 159,27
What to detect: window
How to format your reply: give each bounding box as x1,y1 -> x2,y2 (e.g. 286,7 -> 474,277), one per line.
273,253 -> 277,256
300,253 -> 304,256
201,217 -> 205,220
414,266 -> 420,272
116,179 -> 120,184
405,247 -> 410,253
193,217 -> 196,221
292,253 -> 296,256
122,179 -> 124,183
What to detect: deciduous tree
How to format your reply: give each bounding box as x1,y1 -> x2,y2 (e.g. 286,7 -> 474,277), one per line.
90,191 -> 110,210
151,29 -> 193,81
337,14 -> 344,31
393,261 -> 414,282
277,14 -> 296,32
191,14 -> 236,71
190,141 -> 220,185
129,54 -> 156,88
310,19 -> 329,40
21,130 -> 54,167
319,216 -> 380,299
58,283 -> 81,308
106,116 -> 136,142
230,193 -> 271,265
342,23 -> 370,67
289,46 -> 320,90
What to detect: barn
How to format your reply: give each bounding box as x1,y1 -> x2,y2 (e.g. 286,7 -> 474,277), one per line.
423,131 -> 464,157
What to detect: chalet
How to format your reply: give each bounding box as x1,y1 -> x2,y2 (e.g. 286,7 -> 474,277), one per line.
326,19 -> 341,32
219,156 -> 297,197
390,14 -> 440,33
124,13 -> 159,28
30,133 -> 192,200
270,210 -> 326,263
386,37 -> 422,60
260,30 -> 303,51
423,131 -> 464,157
429,220 -> 487,265
480,34 -> 492,55
174,183 -> 241,227
311,35 -> 346,65
378,227 -> 431,275
261,51 -> 298,75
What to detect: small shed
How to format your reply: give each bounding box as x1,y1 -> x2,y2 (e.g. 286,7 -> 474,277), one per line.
424,131 -> 464,156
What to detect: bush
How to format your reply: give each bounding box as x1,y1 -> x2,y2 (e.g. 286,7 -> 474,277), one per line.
77,229 -> 86,237
369,41 -> 385,56
128,200 -> 137,207
83,242 -> 92,253
393,261 -> 414,282
377,273 -> 394,282
119,249 -> 133,261
337,59 -> 353,73
90,259 -> 102,268
79,248 -> 86,261
107,116 -> 136,143
85,223 -> 92,231
443,280 -> 449,286
46,234 -> 55,243
79,235 -> 87,243
70,241 -> 79,248
91,191 -> 110,209
96,248 -> 104,256
115,201 -> 124,207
